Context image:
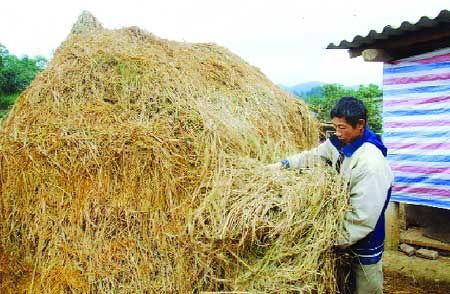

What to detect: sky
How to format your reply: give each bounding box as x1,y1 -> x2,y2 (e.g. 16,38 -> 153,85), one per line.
1,0 -> 448,87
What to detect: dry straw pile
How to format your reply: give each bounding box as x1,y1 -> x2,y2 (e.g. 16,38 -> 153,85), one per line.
0,12 -> 348,293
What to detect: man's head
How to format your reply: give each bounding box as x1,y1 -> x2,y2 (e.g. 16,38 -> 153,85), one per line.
330,96 -> 367,146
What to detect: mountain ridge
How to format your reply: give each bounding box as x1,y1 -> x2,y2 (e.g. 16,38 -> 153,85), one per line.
280,81 -> 371,98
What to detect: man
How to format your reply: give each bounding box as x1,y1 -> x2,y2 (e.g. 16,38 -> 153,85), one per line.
268,96 -> 393,294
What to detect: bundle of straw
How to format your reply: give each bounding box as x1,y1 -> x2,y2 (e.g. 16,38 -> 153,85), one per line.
0,13 -> 348,293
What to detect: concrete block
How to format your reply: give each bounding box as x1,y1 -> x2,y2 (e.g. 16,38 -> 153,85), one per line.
399,243 -> 415,256
416,248 -> 439,260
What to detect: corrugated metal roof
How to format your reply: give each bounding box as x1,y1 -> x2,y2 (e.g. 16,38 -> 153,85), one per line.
327,9 -> 450,50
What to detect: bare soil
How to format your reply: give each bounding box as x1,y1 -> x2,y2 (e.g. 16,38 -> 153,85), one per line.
383,250 -> 450,294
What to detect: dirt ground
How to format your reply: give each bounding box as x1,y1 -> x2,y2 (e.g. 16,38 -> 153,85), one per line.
1,248 -> 448,293
383,250 -> 450,294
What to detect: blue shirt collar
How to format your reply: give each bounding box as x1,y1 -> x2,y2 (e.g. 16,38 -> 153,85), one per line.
329,127 -> 387,157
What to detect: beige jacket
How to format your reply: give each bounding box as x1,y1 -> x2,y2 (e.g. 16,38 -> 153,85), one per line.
277,138 -> 394,247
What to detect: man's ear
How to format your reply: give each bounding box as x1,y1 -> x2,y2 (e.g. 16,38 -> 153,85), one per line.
357,119 -> 365,131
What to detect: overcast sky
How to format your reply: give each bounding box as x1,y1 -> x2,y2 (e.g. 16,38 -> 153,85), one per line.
1,0 -> 448,86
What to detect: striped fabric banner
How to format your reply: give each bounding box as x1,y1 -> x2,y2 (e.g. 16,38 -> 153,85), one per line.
383,47 -> 450,209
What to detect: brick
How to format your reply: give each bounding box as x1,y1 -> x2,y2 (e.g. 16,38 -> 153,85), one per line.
416,248 -> 439,260
399,243 -> 415,256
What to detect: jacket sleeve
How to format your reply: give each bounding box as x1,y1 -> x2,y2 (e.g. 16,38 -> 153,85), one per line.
284,139 -> 335,169
336,145 -> 394,247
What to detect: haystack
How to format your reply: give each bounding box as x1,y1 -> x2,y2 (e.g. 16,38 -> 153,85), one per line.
0,12 -> 348,293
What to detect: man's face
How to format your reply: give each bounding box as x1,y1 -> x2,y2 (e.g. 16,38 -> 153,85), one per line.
332,117 -> 365,146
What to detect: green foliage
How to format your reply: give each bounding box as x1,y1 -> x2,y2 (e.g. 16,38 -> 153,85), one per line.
298,86 -> 324,103
0,42 -> 47,96
0,42 -> 47,123
0,43 -> 9,61
308,83 -> 383,134
354,84 -> 383,134
0,91 -> 19,108
0,92 -> 20,121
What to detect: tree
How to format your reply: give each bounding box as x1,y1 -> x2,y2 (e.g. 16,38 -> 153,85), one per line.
308,84 -> 383,134
354,84 -> 383,134
0,43 -> 10,91
0,43 -> 47,112
0,43 -> 8,62
0,44 -> 47,95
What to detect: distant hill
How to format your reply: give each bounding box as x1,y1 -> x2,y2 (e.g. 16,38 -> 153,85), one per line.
279,82 -> 325,103
280,81 -> 366,100
280,81 -> 324,97
290,81 -> 325,95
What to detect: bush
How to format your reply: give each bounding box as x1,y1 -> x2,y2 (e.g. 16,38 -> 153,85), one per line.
308,84 -> 383,134
0,43 -> 47,96
0,92 -> 19,108
0,92 -> 19,121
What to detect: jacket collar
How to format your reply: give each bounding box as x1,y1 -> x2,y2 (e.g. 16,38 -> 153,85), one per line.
329,126 -> 387,157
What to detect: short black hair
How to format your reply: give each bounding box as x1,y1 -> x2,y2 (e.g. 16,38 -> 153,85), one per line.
330,96 -> 367,128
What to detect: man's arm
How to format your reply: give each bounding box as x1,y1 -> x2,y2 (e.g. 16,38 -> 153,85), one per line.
268,139 -> 335,170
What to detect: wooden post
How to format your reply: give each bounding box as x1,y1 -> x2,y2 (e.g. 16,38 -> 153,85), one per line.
385,201 -> 400,250
399,202 -> 407,230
